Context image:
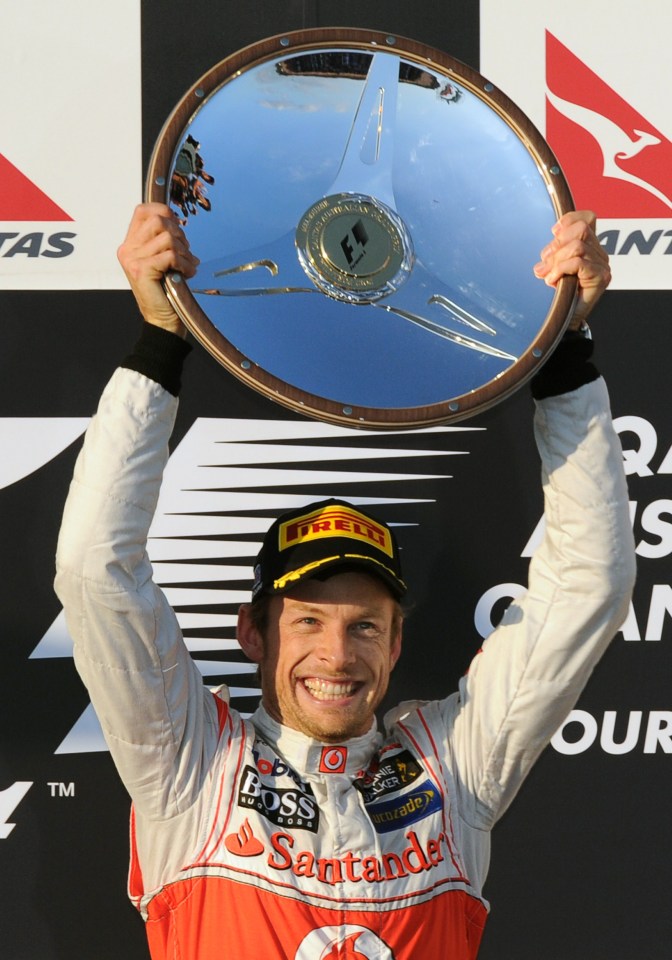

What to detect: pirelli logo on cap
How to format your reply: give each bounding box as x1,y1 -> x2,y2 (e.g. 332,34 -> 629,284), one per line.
279,504 -> 394,558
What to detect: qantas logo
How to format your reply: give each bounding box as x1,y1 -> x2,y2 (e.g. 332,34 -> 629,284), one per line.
0,153 -> 72,221
545,32 -> 672,218
0,152 -> 77,260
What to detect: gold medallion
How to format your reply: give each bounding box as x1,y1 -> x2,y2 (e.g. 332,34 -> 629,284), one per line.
296,193 -> 413,302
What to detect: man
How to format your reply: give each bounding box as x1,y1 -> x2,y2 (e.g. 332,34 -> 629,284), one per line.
55,203 -> 635,959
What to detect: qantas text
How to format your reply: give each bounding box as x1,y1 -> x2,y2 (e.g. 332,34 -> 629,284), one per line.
0,232 -> 75,257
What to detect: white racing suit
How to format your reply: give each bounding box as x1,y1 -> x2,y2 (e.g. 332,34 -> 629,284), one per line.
55,367 -> 635,960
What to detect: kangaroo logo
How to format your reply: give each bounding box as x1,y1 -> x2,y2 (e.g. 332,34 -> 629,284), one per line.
545,31 -> 672,218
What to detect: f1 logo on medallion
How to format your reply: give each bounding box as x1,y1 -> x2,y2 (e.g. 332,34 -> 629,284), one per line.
319,746 -> 348,774
545,32 -> 672,219
295,925 -> 394,960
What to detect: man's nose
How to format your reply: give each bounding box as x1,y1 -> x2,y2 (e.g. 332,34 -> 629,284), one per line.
317,626 -> 356,668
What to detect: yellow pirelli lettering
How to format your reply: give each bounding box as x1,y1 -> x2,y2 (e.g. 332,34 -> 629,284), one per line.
279,504 -> 393,557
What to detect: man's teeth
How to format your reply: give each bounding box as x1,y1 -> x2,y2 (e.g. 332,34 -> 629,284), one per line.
303,679 -> 357,700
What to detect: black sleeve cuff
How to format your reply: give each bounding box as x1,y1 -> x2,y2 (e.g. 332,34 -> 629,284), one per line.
530,330 -> 600,400
121,322 -> 193,397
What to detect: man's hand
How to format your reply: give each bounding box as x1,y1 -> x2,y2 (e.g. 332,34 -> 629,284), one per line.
117,203 -> 200,338
533,211 -> 611,329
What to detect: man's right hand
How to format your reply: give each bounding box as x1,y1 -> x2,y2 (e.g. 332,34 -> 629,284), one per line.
117,203 -> 199,338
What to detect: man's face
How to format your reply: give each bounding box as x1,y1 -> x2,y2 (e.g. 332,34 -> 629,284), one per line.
239,572 -> 402,743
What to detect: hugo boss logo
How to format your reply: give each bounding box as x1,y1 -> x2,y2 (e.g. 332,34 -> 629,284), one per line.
237,765 -> 319,832
319,746 -> 348,774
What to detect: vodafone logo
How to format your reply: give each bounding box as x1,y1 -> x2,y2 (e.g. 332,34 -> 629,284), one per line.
295,925 -> 394,960
545,32 -> 672,218
319,746 -> 348,774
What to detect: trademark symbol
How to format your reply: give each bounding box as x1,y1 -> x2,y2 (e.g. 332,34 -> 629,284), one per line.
47,781 -> 75,798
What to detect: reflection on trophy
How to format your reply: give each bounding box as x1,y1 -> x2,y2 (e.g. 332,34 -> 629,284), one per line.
170,135 -> 216,224
148,29 -> 576,428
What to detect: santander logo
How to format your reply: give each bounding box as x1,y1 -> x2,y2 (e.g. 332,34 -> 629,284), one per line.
0,152 -> 72,221
545,31 -> 672,218
224,818 -> 264,857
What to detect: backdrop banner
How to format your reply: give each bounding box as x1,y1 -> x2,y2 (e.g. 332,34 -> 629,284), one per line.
480,0 -> 672,290
0,0 -> 141,289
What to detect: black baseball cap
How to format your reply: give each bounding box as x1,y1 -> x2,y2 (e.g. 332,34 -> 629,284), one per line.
251,499 -> 406,601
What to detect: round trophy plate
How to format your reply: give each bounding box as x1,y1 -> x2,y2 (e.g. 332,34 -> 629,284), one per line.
147,28 -> 576,428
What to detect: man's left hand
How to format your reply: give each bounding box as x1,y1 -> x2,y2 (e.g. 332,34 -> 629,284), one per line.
534,211 -> 611,329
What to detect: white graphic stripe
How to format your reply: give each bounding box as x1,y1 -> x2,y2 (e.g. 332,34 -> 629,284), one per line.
149,540 -> 260,560
0,418 -> 89,490
183,440 -> 469,465
153,563 -> 255,583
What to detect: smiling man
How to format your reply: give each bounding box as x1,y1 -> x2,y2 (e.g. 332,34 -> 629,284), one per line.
238,500 -> 406,742
55,203 -> 635,960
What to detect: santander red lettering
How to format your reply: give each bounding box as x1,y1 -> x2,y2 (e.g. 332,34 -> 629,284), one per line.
268,830 -> 447,885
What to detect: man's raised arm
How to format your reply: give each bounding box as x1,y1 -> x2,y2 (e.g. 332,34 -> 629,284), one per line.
54,205 -> 217,820
445,212 -> 636,825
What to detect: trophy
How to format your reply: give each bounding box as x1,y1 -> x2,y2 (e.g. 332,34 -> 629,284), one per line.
146,29 -> 576,428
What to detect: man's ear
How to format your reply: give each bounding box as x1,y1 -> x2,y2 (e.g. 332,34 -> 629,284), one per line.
237,603 -> 263,663
390,623 -> 403,671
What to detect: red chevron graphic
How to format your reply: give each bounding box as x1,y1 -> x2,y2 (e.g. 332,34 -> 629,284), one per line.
545,32 -> 672,217
0,153 -> 72,221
